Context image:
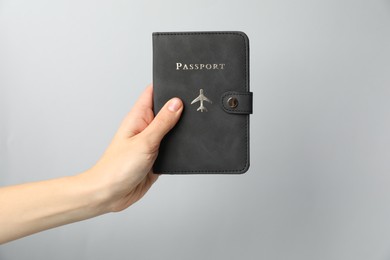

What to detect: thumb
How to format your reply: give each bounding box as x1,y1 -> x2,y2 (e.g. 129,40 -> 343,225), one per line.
141,97 -> 183,145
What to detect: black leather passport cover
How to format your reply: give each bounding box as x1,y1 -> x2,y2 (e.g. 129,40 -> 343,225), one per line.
153,31 -> 252,174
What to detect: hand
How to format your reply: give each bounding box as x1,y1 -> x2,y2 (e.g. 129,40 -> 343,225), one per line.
82,84 -> 183,213
0,84 -> 182,244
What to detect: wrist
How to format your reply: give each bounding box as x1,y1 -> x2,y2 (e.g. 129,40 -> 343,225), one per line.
72,170 -> 112,216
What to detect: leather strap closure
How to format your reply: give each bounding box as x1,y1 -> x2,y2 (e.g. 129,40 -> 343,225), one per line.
221,91 -> 253,114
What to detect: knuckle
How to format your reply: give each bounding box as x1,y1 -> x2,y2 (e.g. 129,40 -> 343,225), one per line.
154,115 -> 170,129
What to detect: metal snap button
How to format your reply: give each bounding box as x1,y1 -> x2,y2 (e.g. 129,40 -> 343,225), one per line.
227,97 -> 239,108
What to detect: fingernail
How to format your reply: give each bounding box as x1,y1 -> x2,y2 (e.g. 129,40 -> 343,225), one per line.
168,98 -> 182,112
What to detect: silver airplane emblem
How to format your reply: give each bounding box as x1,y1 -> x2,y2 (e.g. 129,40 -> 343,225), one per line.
191,89 -> 212,112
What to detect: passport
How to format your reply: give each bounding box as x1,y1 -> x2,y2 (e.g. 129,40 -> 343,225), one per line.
152,31 -> 253,174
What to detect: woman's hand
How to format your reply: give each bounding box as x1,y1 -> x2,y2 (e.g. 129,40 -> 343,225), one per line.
0,84 -> 183,244
82,84 -> 183,212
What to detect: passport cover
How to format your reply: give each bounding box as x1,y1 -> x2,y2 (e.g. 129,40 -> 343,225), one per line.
152,31 -> 252,174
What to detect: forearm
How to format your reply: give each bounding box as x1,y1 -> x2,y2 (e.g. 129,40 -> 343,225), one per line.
0,173 -> 107,244
0,86 -> 181,244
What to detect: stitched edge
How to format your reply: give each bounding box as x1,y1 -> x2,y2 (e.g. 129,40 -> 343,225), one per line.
153,32 -> 246,36
153,31 -> 250,174
221,92 -> 253,113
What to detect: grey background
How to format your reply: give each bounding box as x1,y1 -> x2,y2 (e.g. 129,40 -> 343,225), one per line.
1,0 -> 390,259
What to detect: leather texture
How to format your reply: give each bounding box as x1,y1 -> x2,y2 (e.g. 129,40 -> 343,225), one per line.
221,91 -> 253,114
153,31 -> 252,174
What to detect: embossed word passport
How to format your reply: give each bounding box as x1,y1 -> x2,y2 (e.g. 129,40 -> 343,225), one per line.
152,31 -> 253,174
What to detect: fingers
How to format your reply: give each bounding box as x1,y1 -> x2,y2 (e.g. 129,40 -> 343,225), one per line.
132,84 -> 153,112
117,85 -> 154,137
140,97 -> 183,146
